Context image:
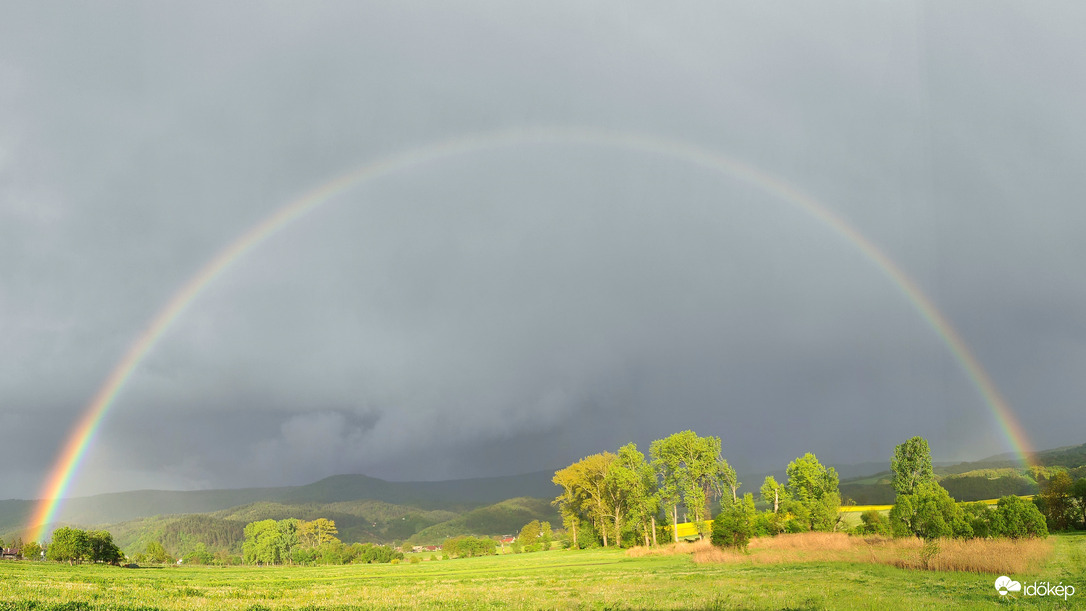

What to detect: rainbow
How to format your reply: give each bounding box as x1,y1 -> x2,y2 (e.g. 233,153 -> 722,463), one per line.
27,126 -> 1034,542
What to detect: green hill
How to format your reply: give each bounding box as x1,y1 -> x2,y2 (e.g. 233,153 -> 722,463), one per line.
0,470 -> 559,542
406,497 -> 562,546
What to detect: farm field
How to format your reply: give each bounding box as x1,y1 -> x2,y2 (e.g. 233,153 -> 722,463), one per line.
1,532 -> 1082,610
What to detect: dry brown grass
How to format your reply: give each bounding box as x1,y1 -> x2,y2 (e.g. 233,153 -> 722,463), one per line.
625,540 -> 712,557
629,532 -> 1053,575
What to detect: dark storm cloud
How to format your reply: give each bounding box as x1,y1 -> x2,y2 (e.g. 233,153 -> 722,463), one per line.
2,1 -> 1084,501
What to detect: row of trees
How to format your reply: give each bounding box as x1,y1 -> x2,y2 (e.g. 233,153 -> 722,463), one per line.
241,518 -> 401,565
883,437 -> 1048,541
552,430 -> 844,549
43,527 -> 123,565
442,536 -> 497,558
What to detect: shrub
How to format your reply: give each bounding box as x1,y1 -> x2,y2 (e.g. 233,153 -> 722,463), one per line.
889,483 -> 972,539
751,512 -> 784,537
711,504 -> 753,551
858,510 -> 891,536
993,495 -> 1048,539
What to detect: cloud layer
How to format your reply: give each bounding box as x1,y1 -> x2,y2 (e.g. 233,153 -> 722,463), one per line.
2,2 -> 1084,499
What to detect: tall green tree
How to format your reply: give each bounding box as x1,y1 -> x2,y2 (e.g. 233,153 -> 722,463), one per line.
552,452 -> 617,547
553,462 -> 587,549
1038,471 -> 1075,531
605,443 -> 657,548
243,520 -> 282,565
785,453 -> 841,531
518,520 -> 541,551
46,527 -> 88,565
890,436 -> 936,496
760,476 -> 786,514
277,518 -> 300,563
651,431 -> 736,538
145,540 -> 170,564
86,530 -> 123,564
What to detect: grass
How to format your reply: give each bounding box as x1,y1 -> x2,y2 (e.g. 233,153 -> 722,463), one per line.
653,532 -> 1053,575
0,533 -> 1082,610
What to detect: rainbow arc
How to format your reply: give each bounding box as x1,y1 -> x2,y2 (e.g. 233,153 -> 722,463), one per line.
27,127 -> 1034,542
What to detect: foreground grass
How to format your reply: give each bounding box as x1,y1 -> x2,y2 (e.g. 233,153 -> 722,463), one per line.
0,533 -> 1082,610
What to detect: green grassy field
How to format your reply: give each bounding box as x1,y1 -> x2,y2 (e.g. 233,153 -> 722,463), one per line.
1,533 -> 1082,610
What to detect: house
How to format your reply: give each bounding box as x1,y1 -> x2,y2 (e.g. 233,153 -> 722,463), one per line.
1,548 -> 20,560
499,536 -> 515,544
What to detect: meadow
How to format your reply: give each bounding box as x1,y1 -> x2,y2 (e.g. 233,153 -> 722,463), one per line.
1,532 -> 1082,610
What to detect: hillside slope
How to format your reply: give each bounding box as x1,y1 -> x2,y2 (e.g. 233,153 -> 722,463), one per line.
0,470 -> 559,541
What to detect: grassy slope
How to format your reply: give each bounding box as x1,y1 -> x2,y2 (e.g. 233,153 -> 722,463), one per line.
0,532 -> 1081,610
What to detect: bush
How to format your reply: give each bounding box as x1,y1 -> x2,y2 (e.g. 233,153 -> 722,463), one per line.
993,495 -> 1048,539
711,504 -> 753,552
751,512 -> 784,537
858,510 -> 891,536
889,483 -> 972,539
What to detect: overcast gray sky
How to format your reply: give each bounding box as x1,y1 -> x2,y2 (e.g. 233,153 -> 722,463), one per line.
2,1 -> 1084,499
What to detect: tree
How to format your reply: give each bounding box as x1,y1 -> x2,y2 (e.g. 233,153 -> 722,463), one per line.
785,453 -> 841,531
888,482 -> 972,539
1073,478 -> 1086,530
311,518 -> 340,546
243,520 -> 281,565
518,520 -> 541,552
86,530 -> 123,564
993,495 -> 1048,539
277,518 -> 300,563
651,431 -> 736,539
552,452 -> 617,547
22,541 -> 42,560
605,443 -> 657,548
890,436 -> 936,496
183,543 -> 214,565
760,476 -> 786,514
711,494 -> 755,551
857,510 -> 891,536
1038,471 -> 1075,531
145,540 -> 171,564
539,521 -> 553,551
47,527 -> 89,565
553,463 -> 587,549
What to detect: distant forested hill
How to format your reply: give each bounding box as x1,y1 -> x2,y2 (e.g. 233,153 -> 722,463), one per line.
837,442 -> 1086,504
0,470 -> 559,543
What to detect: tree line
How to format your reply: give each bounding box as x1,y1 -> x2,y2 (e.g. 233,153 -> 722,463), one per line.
33,527 -> 123,565
551,430 -> 842,548
241,517 -> 403,565
552,431 -> 1082,553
